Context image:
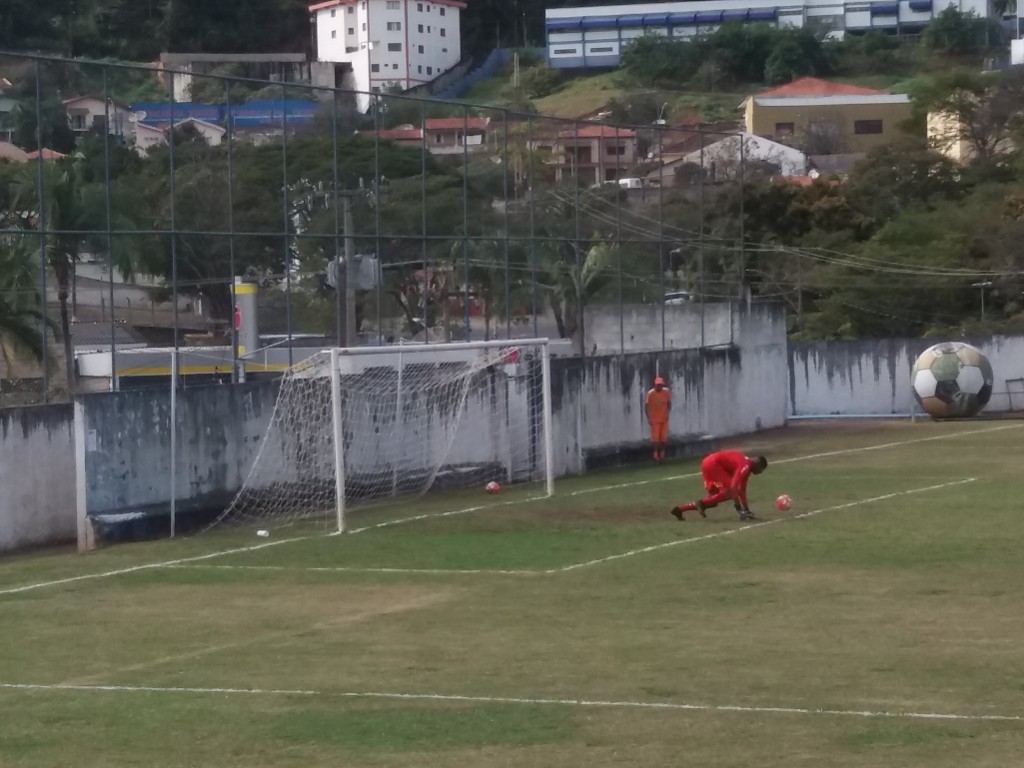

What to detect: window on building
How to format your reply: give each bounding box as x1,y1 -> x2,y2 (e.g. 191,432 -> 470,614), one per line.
426,4 -> 430,10
331,30 -> 337,38
774,122 -> 795,138
418,23 -> 423,31
427,25 -> 431,31
372,86 -> 381,92
427,66 -> 433,74
348,27 -> 354,33
371,63 -> 380,72
418,65 -> 423,73
590,45 -> 612,52
606,145 -> 625,156
854,119 -> 883,135
361,1 -> 366,7
442,47 -> 448,52
440,28 -> 446,36
330,8 -> 336,16
393,63 -> 399,69
347,5 -> 353,12
417,2 -> 423,9
362,21 -> 366,30
388,42 -> 402,50
552,48 -> 577,54
440,6 -> 445,14
418,44 -> 424,53
387,21 -> 401,30
387,0 -> 400,7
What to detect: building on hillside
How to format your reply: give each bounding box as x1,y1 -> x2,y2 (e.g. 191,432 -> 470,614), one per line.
357,117 -> 491,153
927,105 -> 1015,164
552,125 -> 638,184
424,116 -> 490,152
647,132 -> 806,186
129,101 -> 317,140
64,96 -> 131,141
0,141 -> 29,163
544,0 -> 990,69
131,118 -> 227,155
742,77 -> 911,155
309,0 -> 465,113
158,53 -> 310,102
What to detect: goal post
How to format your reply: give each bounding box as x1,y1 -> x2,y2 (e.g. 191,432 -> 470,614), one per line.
214,338 -> 555,533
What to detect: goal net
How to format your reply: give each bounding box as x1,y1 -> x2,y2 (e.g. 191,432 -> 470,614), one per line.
212,339 -> 553,532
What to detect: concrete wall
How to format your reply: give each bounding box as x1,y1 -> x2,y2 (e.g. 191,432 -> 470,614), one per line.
788,336 -> 1024,416
81,382 -> 280,518
583,302 -> 738,354
0,404 -> 75,552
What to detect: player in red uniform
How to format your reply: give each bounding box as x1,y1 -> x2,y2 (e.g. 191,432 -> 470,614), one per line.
670,450 -> 768,521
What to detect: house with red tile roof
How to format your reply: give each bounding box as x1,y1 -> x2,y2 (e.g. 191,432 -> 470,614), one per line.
552,124 -> 638,184
742,77 -> 912,155
423,116 -> 490,153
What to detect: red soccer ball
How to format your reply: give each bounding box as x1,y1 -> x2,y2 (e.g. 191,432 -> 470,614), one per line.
485,481 -> 501,494
776,494 -> 793,511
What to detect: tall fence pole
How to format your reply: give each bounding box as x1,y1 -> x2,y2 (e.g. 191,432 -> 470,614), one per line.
331,91 -> 343,345
658,123 -> 666,352
103,69 -> 117,391
373,94 -> 383,345
502,109 -> 511,339
281,83 -> 293,367
528,116 -> 538,339
225,80 -> 239,382
698,130 -> 705,348
420,99 -> 429,343
34,62 -> 49,402
462,106 -> 471,340
169,348 -> 178,538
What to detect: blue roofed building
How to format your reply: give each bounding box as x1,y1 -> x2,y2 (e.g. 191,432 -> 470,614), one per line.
545,0 -> 992,69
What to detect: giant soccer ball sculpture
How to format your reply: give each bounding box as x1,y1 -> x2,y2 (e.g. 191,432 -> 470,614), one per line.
911,342 -> 993,419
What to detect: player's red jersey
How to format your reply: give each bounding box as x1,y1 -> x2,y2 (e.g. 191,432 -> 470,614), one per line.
700,450 -> 758,508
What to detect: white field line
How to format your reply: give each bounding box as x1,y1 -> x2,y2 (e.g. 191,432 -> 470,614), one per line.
0,682 -> 1019,723
166,564 -> 539,576
0,424 -> 1014,596
0,535 -> 314,597
554,478 -> 976,574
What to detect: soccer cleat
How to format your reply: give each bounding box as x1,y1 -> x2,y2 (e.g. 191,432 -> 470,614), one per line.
670,506 -> 684,521
739,511 -> 758,521
695,500 -> 707,518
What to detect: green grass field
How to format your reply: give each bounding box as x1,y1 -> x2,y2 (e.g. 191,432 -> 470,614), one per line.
3,419 -> 1024,767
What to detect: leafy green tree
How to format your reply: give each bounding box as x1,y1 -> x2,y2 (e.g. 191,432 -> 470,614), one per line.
921,7 -> 990,56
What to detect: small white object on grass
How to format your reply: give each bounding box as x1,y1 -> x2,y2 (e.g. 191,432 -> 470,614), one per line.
256,529 -> 270,538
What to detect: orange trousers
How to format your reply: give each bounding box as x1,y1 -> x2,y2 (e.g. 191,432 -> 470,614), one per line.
650,421 -> 668,444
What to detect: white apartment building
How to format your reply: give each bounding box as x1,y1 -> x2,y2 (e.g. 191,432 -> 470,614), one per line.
311,0 -> 463,111
546,0 -> 991,69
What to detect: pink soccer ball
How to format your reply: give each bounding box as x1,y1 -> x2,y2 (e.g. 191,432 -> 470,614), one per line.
776,494 -> 793,511
485,481 -> 501,494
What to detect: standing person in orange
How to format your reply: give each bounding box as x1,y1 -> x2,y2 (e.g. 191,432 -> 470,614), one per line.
645,376 -> 672,463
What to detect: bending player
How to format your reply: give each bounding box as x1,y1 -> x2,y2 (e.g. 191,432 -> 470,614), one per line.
670,450 -> 768,522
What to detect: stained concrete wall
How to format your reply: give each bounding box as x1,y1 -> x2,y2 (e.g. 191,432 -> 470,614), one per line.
81,382 -> 280,518
788,336 -> 1024,415
583,302 -> 737,354
0,404 -> 75,552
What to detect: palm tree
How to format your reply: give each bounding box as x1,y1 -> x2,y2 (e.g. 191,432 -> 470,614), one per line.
0,237 -> 56,371
14,157 -> 138,392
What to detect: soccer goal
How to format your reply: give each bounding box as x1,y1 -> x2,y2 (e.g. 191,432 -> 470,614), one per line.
213,339 -> 555,533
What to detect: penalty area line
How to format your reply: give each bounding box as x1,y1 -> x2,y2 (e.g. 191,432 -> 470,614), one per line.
0,682 -> 1019,723
553,477 -> 978,574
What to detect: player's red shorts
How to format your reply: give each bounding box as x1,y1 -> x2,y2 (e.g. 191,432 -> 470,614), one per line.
704,480 -> 725,495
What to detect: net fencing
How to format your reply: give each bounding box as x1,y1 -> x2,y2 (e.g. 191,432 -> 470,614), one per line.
211,341 -> 552,531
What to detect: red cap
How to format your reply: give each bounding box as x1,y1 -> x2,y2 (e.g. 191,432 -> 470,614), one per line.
654,376 -> 665,385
